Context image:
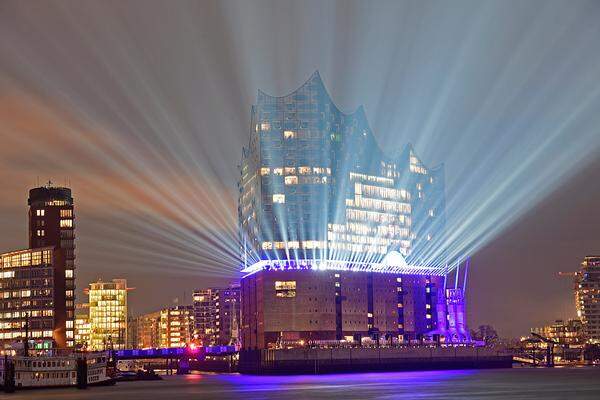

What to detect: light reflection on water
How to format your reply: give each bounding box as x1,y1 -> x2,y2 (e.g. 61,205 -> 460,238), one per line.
9,368 -> 600,400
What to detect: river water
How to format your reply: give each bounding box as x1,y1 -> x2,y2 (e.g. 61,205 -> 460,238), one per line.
11,367 -> 600,399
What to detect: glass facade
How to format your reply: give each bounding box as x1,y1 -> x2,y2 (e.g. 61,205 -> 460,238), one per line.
88,279 -> 128,350
239,72 -> 445,267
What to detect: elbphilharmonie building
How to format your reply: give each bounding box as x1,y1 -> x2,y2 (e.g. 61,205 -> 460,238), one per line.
238,72 -> 469,349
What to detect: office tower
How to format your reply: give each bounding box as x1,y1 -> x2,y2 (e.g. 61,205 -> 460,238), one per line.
576,256 -> 600,343
238,72 -> 463,350
88,279 -> 129,350
193,284 -> 240,346
238,72 -> 445,266
159,305 -> 194,348
28,184 -> 76,347
0,248 -> 66,350
0,184 -> 76,350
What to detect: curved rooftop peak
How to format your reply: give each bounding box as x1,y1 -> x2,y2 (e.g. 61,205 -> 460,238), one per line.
256,71 -> 365,117
257,70 -> 323,100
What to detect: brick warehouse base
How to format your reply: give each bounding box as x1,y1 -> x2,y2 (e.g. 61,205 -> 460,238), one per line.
241,267 -> 470,350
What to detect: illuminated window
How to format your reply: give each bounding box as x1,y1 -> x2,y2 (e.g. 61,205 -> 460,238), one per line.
43,250 -> 52,263
262,242 -> 273,250
31,252 -> 42,265
261,122 -> 270,131
60,209 -> 73,218
260,167 -> 270,176
298,166 -> 311,175
302,240 -> 323,249
428,209 -> 435,217
275,281 -> 296,297
37,229 -> 45,237
284,167 -> 296,174
273,194 -> 285,203
65,269 -> 74,278
36,209 -> 45,217
273,168 -> 283,175
283,130 -> 296,139
60,219 -> 73,228
46,200 -> 67,206
410,165 -> 427,174
284,176 -> 298,185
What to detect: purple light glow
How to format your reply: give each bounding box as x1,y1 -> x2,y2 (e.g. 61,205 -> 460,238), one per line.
212,369 -> 475,394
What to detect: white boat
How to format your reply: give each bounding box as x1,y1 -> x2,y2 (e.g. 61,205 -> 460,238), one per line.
0,352 -> 114,389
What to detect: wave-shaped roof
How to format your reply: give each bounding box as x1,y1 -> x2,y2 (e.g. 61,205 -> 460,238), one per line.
250,71 -> 442,173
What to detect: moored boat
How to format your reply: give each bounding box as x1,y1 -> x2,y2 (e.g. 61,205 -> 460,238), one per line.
1,351 -> 114,390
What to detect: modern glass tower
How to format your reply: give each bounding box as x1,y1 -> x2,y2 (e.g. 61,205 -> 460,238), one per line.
239,71 -> 446,268
238,72 -> 472,349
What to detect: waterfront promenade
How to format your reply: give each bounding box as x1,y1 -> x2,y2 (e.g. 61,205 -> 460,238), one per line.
8,368 -> 600,400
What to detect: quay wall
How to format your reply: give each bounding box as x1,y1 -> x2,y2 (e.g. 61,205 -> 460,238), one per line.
239,346 -> 512,374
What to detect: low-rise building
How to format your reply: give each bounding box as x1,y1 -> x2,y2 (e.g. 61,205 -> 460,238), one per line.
532,319 -> 583,345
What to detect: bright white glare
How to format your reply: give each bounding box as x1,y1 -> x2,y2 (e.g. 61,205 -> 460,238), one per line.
1,1 -> 599,279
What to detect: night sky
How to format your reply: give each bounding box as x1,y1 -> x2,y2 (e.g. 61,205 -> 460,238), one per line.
1,0 -> 600,338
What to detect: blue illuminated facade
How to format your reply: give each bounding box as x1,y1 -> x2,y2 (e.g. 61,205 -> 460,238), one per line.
239,71 -> 445,267
238,72 -> 469,349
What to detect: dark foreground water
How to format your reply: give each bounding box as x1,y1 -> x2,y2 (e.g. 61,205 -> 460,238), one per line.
11,368 -> 600,400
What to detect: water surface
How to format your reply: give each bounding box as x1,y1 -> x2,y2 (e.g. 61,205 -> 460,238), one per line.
11,368 -> 600,399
